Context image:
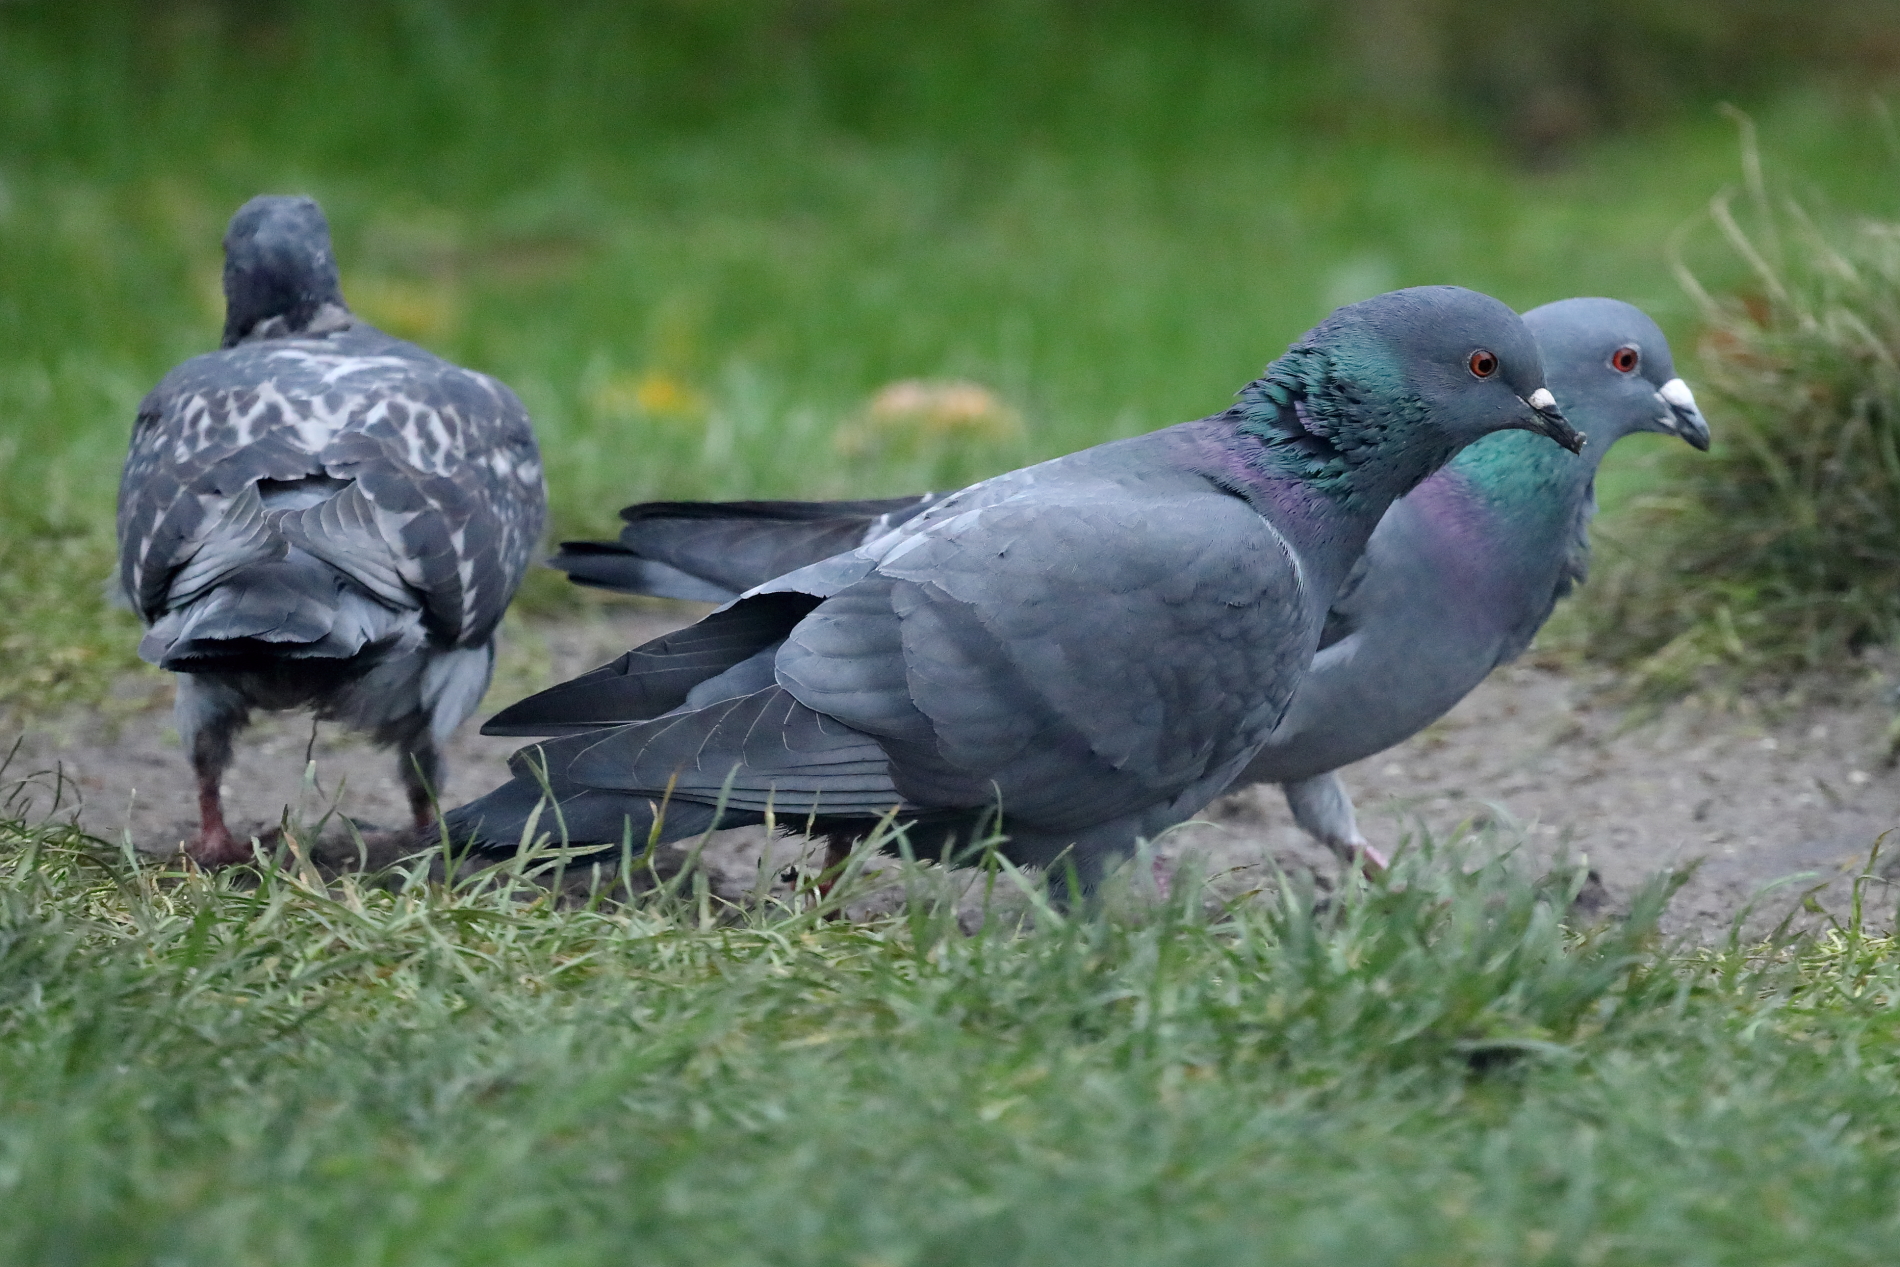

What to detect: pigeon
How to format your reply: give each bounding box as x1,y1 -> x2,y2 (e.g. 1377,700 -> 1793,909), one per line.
1230,297 -> 1708,863
117,195 -> 547,865
551,297 -> 1708,870
444,287 -> 1582,891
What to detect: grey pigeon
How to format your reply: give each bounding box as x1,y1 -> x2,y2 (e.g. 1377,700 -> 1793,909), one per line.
118,195 -> 547,865
1230,297 -> 1708,864
446,287 -> 1582,890
550,297 -> 1708,869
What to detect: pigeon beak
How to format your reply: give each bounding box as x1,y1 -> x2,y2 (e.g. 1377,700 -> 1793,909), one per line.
1656,378 -> 1712,451
1517,387 -> 1586,455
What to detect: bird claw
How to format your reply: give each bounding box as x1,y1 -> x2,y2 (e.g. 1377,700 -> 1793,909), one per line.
1339,836 -> 1388,879
187,826 -> 254,868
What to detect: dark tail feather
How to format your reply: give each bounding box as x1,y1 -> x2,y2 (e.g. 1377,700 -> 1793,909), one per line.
441,767 -> 759,854
140,555 -> 411,673
482,591 -> 820,736
549,495 -> 939,599
548,541 -> 740,603
458,682 -> 907,852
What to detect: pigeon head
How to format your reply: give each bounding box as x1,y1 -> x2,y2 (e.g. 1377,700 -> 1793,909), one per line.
220,195 -> 350,348
1236,285 -> 1583,510
1522,297 -> 1710,453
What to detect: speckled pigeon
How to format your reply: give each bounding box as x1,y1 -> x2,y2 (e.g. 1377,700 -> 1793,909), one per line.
118,195 -> 546,865
446,286 -> 1582,890
554,296 -> 1707,872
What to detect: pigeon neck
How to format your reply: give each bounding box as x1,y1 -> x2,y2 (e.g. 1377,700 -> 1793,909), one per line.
1206,346 -> 1459,593
224,300 -> 354,348
1228,346 -> 1457,516
1441,426 -> 1600,536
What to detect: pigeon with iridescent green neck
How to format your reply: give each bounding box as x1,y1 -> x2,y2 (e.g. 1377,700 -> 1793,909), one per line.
442,287 -> 1581,891
548,297 -> 1707,873
1246,297 -> 1708,866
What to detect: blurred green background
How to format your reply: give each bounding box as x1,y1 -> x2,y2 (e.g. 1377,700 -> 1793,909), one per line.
3,0 -> 1898,707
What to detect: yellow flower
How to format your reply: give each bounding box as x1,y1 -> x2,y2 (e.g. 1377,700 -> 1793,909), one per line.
588,370 -> 706,421
836,378 -> 1022,455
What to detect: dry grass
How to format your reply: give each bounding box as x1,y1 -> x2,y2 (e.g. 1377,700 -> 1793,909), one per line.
1573,113 -> 1900,698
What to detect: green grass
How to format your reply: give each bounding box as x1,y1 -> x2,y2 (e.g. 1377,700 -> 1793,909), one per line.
6,779 -> 1900,1262
2,4 -> 1898,709
10,9 -> 1900,1258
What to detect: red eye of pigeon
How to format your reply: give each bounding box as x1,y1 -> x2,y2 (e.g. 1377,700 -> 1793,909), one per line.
1467,349 -> 1498,378
1610,345 -> 1640,373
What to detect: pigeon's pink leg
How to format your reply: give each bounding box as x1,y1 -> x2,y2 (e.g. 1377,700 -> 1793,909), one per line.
190,777 -> 250,866
815,836 -> 852,901
1283,773 -> 1387,880
1349,837 -> 1389,879
399,738 -> 445,831
177,675 -> 253,867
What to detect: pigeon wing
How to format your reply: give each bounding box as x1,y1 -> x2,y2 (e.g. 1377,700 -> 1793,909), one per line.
311,343 -> 545,646
548,685 -> 906,817
776,478 -> 1315,830
117,348 -> 366,621
481,590 -> 825,735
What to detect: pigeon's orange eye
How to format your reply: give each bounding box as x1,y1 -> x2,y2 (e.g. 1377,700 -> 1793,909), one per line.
1468,349 -> 1499,378
1610,345 -> 1640,373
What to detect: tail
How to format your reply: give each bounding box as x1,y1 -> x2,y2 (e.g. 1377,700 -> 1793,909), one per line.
548,542 -> 739,603
440,760 -> 759,856
450,681 -> 907,855
549,495 -> 939,600
139,551 -> 415,674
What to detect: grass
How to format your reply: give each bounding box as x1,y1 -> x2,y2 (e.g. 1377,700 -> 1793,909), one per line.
2,4 -> 1898,710
1563,115 -> 1900,696
9,8 -> 1900,1258
6,772 -> 1900,1262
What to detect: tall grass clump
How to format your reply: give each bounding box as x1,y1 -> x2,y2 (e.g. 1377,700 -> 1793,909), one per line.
1579,118 -> 1900,693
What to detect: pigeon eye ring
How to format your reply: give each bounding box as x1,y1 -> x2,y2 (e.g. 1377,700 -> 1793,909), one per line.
1610,345 -> 1640,373
1467,349 -> 1499,378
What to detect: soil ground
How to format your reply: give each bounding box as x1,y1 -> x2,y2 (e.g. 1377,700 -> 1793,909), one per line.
10,602 -> 1900,940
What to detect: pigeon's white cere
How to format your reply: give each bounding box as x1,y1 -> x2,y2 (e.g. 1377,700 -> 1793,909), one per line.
1659,378 -> 1699,413
1527,387 -> 1558,412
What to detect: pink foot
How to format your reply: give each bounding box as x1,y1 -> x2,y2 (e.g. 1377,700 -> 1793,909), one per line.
1351,839 -> 1389,879
187,824 -> 253,867
188,782 -> 253,867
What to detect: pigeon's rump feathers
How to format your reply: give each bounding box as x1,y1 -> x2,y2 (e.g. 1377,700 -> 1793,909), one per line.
119,325 -> 545,657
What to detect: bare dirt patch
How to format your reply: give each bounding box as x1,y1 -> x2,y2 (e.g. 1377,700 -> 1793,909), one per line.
9,602 -> 1899,939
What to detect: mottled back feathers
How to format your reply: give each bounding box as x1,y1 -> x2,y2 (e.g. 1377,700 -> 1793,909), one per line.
120,324 -> 545,659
